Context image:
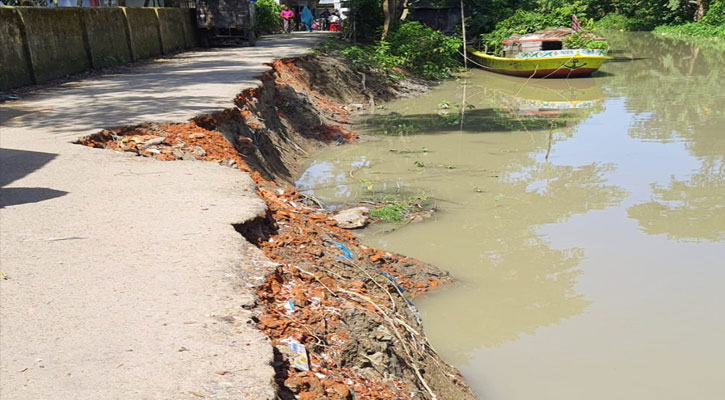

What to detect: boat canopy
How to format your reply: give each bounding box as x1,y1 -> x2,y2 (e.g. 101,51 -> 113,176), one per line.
501,28 -> 604,58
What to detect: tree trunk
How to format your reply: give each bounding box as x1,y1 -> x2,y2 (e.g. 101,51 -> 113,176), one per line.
461,0 -> 466,70
381,0 -> 405,40
382,0 -> 392,39
694,0 -> 708,21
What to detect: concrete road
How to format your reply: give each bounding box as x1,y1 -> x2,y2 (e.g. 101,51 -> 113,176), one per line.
0,33 -> 328,400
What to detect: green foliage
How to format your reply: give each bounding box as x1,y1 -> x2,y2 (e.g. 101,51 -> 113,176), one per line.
599,0 -> 693,30
655,22 -> 725,38
701,0 -> 725,25
360,178 -> 375,191
464,0 -> 539,36
340,42 -> 405,76
562,32 -> 610,49
368,192 -> 430,223
594,13 -> 639,30
387,22 -> 462,79
469,0 -> 701,39
344,0 -> 385,42
654,0 -> 725,38
254,0 -> 283,35
585,39 -> 610,49
480,10 -> 570,55
370,203 -> 411,222
315,40 -> 349,55
340,22 -> 460,80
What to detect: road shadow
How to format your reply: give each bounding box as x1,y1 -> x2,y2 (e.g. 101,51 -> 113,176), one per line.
0,148 -> 67,208
0,187 -> 67,208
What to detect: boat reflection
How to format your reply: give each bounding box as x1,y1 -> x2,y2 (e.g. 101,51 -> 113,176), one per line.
472,71 -> 606,118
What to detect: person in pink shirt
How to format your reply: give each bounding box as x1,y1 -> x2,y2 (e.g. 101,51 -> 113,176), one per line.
280,6 -> 295,34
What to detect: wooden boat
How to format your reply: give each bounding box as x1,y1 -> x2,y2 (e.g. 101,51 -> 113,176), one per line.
471,28 -> 611,78
469,49 -> 611,78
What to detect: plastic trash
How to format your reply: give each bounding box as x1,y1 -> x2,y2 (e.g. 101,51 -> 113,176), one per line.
328,239 -> 353,260
282,338 -> 309,371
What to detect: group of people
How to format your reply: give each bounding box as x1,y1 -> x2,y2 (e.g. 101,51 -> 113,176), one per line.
280,5 -> 342,33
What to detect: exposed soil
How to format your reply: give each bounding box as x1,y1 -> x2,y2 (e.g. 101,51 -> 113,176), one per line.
78,53 -> 474,400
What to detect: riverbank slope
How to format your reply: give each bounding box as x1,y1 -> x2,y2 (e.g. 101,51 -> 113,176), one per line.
1,33 -> 474,400
77,50 -> 475,400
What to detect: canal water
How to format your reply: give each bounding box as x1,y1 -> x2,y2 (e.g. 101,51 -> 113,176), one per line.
296,33 -> 725,399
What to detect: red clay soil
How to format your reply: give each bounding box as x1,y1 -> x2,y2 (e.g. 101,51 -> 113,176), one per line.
78,55 -> 474,400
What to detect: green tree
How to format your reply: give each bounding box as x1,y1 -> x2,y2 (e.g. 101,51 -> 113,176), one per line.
254,0 -> 283,34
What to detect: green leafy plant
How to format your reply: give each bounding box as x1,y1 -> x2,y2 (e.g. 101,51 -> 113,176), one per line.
562,32 -> 610,50
594,13 -> 638,30
654,0 -> 725,38
340,42 -> 405,77
370,203 -> 411,222
387,22 -> 462,79
254,0 -> 283,35
480,10 -> 570,55
360,178 -> 375,191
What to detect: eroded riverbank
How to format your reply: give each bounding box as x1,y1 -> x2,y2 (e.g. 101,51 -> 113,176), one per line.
79,53 -> 474,400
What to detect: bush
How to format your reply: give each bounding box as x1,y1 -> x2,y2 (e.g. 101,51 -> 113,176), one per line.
562,32 -> 610,49
594,13 -> 638,30
340,42 -> 405,74
254,0 -> 283,35
480,11 -> 545,54
654,0 -> 725,38
340,22 -> 461,80
480,10 -> 579,55
701,0 -> 725,26
387,22 -> 461,79
344,0 -> 385,42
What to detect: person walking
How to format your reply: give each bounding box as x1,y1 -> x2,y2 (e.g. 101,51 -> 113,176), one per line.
300,6 -> 314,32
280,5 -> 294,34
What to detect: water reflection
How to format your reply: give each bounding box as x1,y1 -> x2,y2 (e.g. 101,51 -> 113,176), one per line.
299,128 -> 626,363
360,69 -> 607,137
628,163 -> 725,242
604,32 -> 725,242
298,32 -> 725,400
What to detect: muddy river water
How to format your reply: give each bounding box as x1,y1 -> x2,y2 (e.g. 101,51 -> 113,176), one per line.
297,33 -> 725,399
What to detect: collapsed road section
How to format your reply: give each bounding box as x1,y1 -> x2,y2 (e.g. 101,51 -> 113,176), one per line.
79,53 -> 475,400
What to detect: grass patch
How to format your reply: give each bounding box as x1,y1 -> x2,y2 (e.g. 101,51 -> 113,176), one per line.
369,203 -> 411,223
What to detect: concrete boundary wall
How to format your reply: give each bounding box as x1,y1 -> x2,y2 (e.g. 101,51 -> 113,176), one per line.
0,8 -> 33,89
0,6 -> 199,91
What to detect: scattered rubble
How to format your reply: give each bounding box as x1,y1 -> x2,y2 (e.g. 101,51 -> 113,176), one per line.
77,53 -> 473,400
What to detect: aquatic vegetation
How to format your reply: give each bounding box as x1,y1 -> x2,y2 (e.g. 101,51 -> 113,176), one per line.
370,203 -> 412,222
368,193 -> 431,223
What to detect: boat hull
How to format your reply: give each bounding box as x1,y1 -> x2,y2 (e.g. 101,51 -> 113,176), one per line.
469,50 -> 610,78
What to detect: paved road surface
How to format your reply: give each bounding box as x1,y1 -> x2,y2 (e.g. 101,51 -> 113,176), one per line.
0,33 -> 328,400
